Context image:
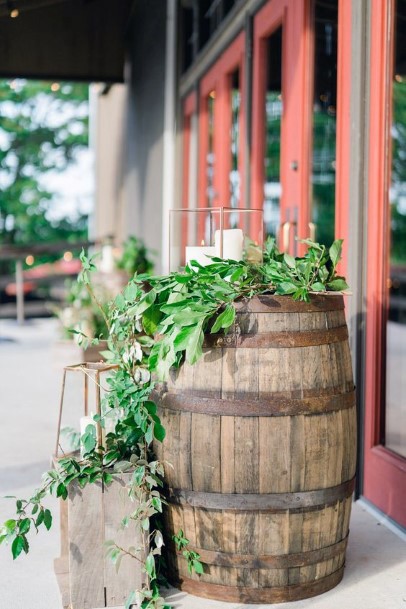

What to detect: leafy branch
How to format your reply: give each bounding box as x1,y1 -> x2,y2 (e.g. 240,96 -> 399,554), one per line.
1,237 -> 348,608
173,529 -> 204,575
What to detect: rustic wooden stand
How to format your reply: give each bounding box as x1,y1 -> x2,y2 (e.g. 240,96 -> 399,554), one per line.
54,470 -> 142,609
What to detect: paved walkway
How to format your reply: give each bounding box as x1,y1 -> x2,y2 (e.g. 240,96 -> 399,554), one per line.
0,318 -> 405,609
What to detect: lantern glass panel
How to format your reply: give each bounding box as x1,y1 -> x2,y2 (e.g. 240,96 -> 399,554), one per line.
169,206 -> 264,271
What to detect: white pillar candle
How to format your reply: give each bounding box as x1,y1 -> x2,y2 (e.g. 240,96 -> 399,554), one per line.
215,228 -> 244,261
185,244 -> 216,267
100,244 -> 115,273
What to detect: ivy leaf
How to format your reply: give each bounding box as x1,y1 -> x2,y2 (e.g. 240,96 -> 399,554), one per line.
153,423 -> 166,442
275,282 -> 297,295
159,299 -> 191,314
192,559 -> 204,575
142,305 -> 162,335
82,424 -> 97,454
145,552 -> 156,580
299,238 -> 323,250
327,278 -> 349,292
154,530 -> 164,549
114,293 -> 125,310
145,424 -> 154,445
283,253 -> 296,269
12,535 -> 25,560
103,472 -> 113,485
18,518 -> 31,535
230,266 -> 245,282
319,266 -> 329,282
56,483 -> 68,500
124,282 -> 139,301
100,350 -> 116,361
144,401 -> 157,416
329,239 -> 343,270
185,321 -> 204,365
173,324 -> 198,352
3,519 -> 16,534
210,305 -> 235,334
311,282 -> 326,292
127,289 -> 156,317
172,308 -> 208,326
44,509 -> 52,531
36,510 -> 44,527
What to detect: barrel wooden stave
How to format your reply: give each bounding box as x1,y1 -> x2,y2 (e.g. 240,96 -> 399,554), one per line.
157,409 -> 356,494
155,295 -> 356,603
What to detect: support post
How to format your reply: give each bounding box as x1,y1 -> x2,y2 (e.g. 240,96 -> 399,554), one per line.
15,259 -> 24,325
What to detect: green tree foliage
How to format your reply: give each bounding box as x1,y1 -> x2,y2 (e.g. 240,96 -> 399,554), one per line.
0,79 -> 90,271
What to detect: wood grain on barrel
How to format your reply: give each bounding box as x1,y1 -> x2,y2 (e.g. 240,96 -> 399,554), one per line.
155,295 -> 356,603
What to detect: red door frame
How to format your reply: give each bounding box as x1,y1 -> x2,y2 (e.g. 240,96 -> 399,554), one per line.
251,0 -> 312,250
251,0 -> 351,258
198,32 -> 245,223
180,91 -> 197,256
364,0 -> 406,528
335,0 -> 352,277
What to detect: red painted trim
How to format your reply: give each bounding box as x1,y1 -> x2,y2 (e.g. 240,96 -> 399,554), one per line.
335,0 -> 352,276
297,0 -> 313,256
183,90 -> 197,116
198,33 -> 245,239
181,92 -> 197,259
364,0 -> 406,528
251,0 -> 286,245
197,86 -> 210,239
251,0 -> 312,252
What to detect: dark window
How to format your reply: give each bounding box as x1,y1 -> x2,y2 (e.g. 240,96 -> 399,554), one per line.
179,0 -> 239,73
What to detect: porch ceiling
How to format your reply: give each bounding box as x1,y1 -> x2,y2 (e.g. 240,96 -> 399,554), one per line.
0,0 -> 134,82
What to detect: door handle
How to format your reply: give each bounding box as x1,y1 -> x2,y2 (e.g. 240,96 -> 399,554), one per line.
281,221 -> 297,252
308,222 -> 316,241
282,221 -> 291,251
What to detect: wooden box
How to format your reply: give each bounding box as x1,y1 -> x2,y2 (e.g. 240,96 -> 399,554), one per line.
54,472 -> 142,609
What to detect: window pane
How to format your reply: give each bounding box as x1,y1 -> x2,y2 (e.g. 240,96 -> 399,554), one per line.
264,26 -> 282,238
311,0 -> 338,247
206,90 -> 216,207
230,69 -> 240,209
385,0 -> 406,458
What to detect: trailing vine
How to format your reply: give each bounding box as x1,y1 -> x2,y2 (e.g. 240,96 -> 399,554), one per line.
0,237 -> 348,608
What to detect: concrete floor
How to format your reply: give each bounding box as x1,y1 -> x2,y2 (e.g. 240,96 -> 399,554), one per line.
0,318 -> 405,609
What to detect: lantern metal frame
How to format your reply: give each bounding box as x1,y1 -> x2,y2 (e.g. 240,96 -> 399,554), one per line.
169,206 -> 264,271
54,362 -> 119,458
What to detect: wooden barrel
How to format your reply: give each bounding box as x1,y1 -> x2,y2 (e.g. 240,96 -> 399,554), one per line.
155,294 -> 356,603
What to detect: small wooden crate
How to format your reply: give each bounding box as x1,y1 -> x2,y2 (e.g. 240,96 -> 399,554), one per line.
54,472 -> 142,609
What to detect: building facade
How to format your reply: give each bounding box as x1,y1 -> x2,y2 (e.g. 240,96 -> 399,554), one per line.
96,0 -> 405,531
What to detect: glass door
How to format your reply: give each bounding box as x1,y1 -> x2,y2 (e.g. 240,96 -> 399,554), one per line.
251,0 -> 344,254
310,0 -> 338,247
251,0 -> 312,253
385,0 -> 406,461
364,0 -> 406,528
179,92 -> 197,265
198,32 -> 245,241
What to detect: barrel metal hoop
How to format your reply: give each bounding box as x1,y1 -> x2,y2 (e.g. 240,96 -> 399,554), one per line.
234,294 -> 345,313
166,478 -> 355,512
177,535 -> 348,569
205,325 -> 348,348
178,565 -> 345,603
156,388 -> 355,417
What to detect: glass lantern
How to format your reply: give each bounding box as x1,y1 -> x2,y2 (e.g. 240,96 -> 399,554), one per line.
169,206 -> 264,272
54,362 -> 118,459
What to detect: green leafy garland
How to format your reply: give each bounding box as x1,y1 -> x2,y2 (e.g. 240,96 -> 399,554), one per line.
0,238 -> 348,609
